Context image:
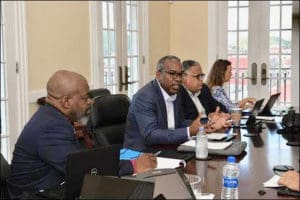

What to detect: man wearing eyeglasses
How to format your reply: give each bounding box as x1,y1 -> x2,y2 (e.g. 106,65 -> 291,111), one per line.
123,55 -> 205,151
180,60 -> 230,126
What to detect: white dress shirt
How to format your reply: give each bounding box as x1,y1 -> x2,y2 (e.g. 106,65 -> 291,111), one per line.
156,80 -> 190,139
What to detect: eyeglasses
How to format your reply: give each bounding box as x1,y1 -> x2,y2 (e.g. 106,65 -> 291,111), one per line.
184,72 -> 205,80
161,70 -> 184,79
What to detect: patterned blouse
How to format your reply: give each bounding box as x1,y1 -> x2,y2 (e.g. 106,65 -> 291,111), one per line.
211,86 -> 238,112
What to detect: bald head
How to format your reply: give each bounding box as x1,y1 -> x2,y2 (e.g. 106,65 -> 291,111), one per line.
47,70 -> 87,99
45,70 -> 92,122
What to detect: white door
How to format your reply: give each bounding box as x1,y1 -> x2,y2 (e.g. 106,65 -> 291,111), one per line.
1,1 -> 28,162
99,1 -> 147,98
213,1 -> 298,106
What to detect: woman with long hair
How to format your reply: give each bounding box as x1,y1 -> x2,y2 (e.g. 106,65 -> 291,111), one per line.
206,59 -> 255,112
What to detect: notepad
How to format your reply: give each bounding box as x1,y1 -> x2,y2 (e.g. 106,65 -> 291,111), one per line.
156,157 -> 186,169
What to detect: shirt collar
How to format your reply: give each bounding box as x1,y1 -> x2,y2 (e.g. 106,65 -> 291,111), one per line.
156,79 -> 177,102
183,85 -> 201,97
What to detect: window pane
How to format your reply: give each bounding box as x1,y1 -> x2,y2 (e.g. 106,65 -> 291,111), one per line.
131,5 -> 137,30
239,1 -> 248,7
269,55 -> 280,68
238,55 -> 248,68
228,32 -> 237,54
239,31 -> 248,54
270,1 -> 280,5
108,2 -> 114,29
127,32 -> 132,55
270,6 -> 280,29
269,31 -> 280,54
281,30 -> 291,54
228,55 -> 237,68
239,7 -> 248,30
102,30 -> 108,56
109,30 -> 115,56
102,2 -> 107,29
281,1 -> 292,5
1,63 -> 5,99
228,8 -> 237,30
228,1 -> 237,7
131,32 -> 138,55
126,5 -> 131,30
282,6 -> 292,29
281,55 -> 291,68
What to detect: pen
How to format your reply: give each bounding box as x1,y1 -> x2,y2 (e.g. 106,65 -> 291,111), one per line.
154,150 -> 162,156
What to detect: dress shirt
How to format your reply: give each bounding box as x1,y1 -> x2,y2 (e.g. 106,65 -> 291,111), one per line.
157,80 -> 190,138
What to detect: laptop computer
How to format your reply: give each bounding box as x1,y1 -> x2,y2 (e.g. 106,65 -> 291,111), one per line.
65,144 -> 121,199
35,144 -> 121,199
240,98 -> 265,126
259,92 -> 281,116
122,168 -> 196,199
80,174 -> 155,199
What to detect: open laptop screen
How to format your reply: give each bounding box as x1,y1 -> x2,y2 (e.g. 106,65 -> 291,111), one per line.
245,98 -> 265,126
65,144 -> 121,199
259,92 -> 281,116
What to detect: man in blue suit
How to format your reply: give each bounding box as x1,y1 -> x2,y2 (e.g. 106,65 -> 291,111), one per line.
123,55 -> 205,151
179,60 -> 229,122
7,70 -> 156,199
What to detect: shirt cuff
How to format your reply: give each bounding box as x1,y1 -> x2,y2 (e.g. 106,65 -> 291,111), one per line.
130,159 -> 137,174
187,127 -> 191,140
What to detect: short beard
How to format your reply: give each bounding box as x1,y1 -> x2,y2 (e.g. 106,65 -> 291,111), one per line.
78,115 -> 89,125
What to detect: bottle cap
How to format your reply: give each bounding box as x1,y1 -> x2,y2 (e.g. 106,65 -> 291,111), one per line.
227,156 -> 236,163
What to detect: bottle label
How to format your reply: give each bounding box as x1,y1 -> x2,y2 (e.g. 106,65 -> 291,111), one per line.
223,177 -> 238,188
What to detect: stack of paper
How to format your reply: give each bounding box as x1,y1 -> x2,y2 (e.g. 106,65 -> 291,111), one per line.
207,133 -> 228,141
156,157 -> 186,169
180,140 -> 233,150
263,175 -> 283,188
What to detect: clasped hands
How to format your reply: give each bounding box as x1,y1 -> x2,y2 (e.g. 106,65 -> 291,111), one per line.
189,107 -> 231,135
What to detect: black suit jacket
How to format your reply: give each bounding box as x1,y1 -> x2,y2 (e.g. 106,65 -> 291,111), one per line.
179,84 -> 228,121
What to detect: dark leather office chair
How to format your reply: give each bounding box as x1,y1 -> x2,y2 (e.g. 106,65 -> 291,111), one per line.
89,94 -> 130,147
1,153 -> 10,199
88,88 -> 111,99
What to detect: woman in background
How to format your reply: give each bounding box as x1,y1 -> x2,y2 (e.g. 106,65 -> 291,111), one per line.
206,59 -> 256,112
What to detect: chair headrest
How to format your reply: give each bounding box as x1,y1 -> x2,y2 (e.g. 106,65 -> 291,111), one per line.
88,88 -> 111,99
90,94 -> 130,128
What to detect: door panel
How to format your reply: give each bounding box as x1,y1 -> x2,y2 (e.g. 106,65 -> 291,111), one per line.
216,1 -> 295,106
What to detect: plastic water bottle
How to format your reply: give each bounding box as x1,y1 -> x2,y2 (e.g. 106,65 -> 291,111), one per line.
221,156 -> 239,199
195,126 -> 208,159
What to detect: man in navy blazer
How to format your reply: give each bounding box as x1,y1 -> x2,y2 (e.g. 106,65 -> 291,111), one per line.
7,70 -> 156,199
123,55 -> 204,151
179,60 -> 229,122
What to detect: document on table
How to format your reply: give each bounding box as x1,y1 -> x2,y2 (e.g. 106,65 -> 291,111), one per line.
263,175 -> 283,188
180,140 -> 233,150
156,157 -> 186,169
207,133 -> 228,141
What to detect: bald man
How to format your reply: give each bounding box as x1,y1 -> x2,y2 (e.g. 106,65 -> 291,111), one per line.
7,70 -> 156,199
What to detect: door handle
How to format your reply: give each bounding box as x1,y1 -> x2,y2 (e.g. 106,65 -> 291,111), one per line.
261,63 -> 269,85
118,66 -> 123,92
124,66 -> 138,91
119,66 -> 138,91
245,62 -> 257,85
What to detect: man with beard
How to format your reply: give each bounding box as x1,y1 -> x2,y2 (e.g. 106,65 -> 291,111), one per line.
123,55 -> 204,151
7,70 -> 156,199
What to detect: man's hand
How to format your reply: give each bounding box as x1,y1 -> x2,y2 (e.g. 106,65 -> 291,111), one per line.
206,107 -> 231,133
135,153 -> 157,173
189,113 -> 202,136
278,170 -> 300,192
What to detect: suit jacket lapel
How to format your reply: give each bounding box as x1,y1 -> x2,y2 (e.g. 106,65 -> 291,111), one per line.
152,80 -> 168,128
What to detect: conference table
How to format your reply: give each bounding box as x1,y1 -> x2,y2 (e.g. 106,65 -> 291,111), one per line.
183,117 -> 300,199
